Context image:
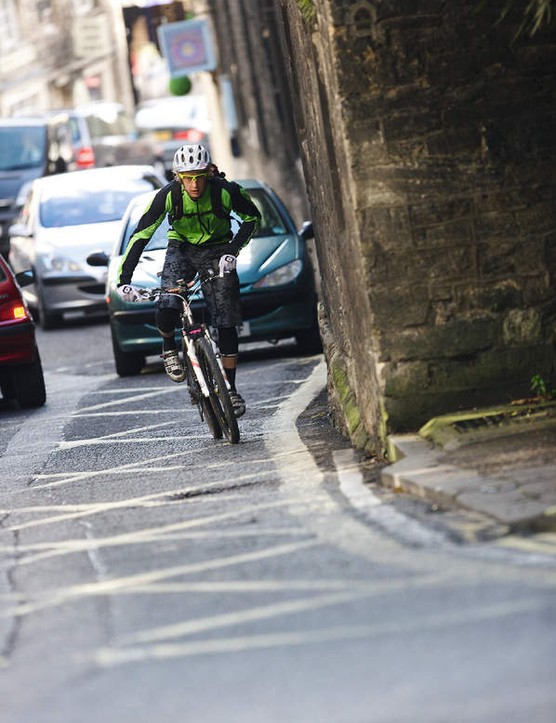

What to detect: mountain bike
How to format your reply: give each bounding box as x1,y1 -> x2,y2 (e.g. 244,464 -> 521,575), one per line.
138,277 -> 240,444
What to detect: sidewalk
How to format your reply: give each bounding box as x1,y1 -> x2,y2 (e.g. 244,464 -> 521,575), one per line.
381,399 -> 556,534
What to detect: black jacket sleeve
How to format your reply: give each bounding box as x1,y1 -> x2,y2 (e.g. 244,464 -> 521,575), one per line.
117,184 -> 172,286
226,182 -> 260,255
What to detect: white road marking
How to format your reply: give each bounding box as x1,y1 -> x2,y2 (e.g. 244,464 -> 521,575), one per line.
6,479 -> 286,531
94,596 -> 550,666
334,448 -> 381,509
3,539 -> 320,618
3,353 -> 554,674
72,387 -> 176,413
1,371 -> 109,480
120,588 -> 386,646
333,448 -> 447,547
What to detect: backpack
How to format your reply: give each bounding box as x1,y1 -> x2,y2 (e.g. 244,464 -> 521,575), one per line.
169,174 -> 235,224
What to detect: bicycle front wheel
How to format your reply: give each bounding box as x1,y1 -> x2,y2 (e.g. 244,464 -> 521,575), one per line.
183,348 -> 223,440
195,337 -> 240,444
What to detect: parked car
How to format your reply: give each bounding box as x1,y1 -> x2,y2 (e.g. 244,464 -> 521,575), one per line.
61,102 -> 167,177
88,179 -> 321,376
8,165 -> 166,329
0,114 -> 76,258
0,256 -> 46,408
134,95 -> 211,179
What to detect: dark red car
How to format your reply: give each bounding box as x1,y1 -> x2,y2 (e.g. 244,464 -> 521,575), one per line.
0,256 -> 46,408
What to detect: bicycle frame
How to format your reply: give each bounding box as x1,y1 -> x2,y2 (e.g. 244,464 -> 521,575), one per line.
179,280 -> 232,395
138,276 -> 240,443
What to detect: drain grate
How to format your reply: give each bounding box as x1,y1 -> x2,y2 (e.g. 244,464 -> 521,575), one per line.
452,414 -> 508,432
451,405 -> 552,434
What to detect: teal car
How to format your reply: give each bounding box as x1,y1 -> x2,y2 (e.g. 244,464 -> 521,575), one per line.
90,179 -> 321,376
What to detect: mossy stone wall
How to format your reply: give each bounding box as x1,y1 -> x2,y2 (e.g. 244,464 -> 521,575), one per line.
281,0 -> 556,454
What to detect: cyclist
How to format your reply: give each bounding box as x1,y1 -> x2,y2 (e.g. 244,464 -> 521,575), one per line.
116,143 -> 260,417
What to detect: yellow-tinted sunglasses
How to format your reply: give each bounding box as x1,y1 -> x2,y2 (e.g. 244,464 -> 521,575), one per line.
178,172 -> 209,181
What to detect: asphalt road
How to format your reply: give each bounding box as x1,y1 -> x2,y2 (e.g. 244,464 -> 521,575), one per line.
0,319 -> 555,723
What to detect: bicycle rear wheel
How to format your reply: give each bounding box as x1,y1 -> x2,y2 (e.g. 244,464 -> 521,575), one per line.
183,350 -> 223,440
195,337 -> 240,444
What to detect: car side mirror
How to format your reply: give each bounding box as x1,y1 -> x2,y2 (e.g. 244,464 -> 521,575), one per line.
87,251 -> 110,267
15,269 -> 35,287
8,223 -> 32,238
299,221 -> 314,241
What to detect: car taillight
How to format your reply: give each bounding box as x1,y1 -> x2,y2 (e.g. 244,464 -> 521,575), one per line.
174,129 -> 203,142
76,146 -> 95,168
0,301 -> 30,323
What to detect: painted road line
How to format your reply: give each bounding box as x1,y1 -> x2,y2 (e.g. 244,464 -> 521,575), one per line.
333,447 -> 447,547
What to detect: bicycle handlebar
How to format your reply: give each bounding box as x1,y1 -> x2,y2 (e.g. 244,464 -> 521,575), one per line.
137,286 -> 189,302
137,268 -> 228,301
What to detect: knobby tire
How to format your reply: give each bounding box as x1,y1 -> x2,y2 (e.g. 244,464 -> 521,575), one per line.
195,337 -> 240,444
183,351 -> 223,440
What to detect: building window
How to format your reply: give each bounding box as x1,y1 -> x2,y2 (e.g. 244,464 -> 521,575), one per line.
0,0 -> 20,53
72,0 -> 94,15
36,0 -> 52,23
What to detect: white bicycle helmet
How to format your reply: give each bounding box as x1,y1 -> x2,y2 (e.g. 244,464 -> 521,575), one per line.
172,144 -> 211,173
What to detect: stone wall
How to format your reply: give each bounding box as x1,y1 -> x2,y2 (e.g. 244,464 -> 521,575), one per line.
280,0 -> 556,455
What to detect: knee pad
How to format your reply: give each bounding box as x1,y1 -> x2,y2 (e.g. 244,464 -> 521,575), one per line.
217,326 -> 238,356
156,306 -> 180,334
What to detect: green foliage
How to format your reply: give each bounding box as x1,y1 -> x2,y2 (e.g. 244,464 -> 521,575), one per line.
530,374 -> 556,399
296,0 -> 316,23
479,0 -> 555,37
508,0 -> 553,35
524,0 -> 554,33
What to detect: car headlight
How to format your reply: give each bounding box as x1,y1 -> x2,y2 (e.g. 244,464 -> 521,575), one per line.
42,254 -> 83,273
252,260 -> 303,288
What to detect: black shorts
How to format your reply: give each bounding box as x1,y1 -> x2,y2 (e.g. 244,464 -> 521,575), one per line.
158,240 -> 241,328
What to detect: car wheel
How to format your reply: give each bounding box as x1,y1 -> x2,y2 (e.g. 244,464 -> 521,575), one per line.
295,321 -> 322,355
10,349 -> 47,408
0,374 -> 15,402
37,287 -> 62,330
111,325 -> 145,377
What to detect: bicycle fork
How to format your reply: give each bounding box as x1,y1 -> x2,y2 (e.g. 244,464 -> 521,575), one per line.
182,332 -> 210,398
181,327 -> 232,396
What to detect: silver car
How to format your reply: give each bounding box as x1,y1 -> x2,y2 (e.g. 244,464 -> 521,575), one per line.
134,95 -> 211,179
66,102 -> 167,178
8,165 -> 165,329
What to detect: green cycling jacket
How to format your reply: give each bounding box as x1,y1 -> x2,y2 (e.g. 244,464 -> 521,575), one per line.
118,178 -> 260,286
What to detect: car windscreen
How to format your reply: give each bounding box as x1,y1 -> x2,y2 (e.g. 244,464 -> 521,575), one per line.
0,125 -> 46,171
237,188 -> 288,237
121,200 -> 170,254
85,107 -> 136,139
40,178 -> 160,228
